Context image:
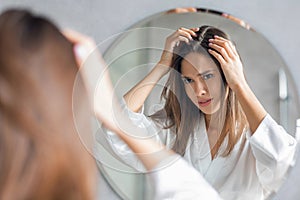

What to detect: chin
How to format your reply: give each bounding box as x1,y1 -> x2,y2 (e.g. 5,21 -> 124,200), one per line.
197,105 -> 220,115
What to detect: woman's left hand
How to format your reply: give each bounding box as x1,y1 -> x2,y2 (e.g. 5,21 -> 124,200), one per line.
209,35 -> 267,133
62,29 -> 121,133
208,35 -> 247,91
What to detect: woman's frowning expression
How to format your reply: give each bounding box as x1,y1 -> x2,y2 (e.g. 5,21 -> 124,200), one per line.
181,52 -> 225,115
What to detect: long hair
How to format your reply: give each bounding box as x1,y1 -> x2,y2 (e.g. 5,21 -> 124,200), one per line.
151,26 -> 248,157
0,9 -> 96,199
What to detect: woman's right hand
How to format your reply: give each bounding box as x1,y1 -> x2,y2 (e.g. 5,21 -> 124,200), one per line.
158,27 -> 199,69
123,27 -> 199,113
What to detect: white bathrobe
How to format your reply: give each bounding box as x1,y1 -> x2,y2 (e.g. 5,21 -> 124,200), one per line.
102,104 -> 297,200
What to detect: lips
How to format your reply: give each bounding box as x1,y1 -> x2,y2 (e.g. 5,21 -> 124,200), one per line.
198,98 -> 213,107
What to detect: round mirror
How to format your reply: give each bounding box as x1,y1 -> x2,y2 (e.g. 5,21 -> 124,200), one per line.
94,8 -> 300,200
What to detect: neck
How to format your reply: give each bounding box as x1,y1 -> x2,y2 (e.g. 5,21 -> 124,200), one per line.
204,113 -> 221,131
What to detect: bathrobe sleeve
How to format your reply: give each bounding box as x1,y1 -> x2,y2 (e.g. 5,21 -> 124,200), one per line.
247,114 -> 298,193
150,155 -> 223,200
101,100 -> 167,172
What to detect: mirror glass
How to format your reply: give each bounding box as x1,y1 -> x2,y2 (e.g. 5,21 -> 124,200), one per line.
94,8 -> 300,200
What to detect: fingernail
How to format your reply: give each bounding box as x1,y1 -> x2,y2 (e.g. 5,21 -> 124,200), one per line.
74,44 -> 89,60
209,39 -> 213,42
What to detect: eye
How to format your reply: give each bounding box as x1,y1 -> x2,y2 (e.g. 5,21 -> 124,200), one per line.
202,73 -> 214,80
182,77 -> 194,84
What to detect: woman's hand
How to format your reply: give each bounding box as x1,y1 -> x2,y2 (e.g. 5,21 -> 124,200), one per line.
208,35 -> 247,91
62,29 -> 120,133
159,27 -> 199,70
62,29 -> 97,67
208,35 -> 267,133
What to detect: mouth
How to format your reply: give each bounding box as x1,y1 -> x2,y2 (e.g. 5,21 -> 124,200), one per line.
198,98 -> 213,107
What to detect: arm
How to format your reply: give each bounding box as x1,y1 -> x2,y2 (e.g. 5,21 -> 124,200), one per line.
124,27 -> 198,112
62,29 -> 167,169
208,35 -> 267,134
64,29 -> 169,171
247,114 -> 297,191
233,81 -> 267,134
209,36 -> 297,191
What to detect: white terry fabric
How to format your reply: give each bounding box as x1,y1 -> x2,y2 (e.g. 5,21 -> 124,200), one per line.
100,101 -> 297,200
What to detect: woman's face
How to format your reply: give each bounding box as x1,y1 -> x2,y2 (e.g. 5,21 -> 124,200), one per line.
181,52 -> 225,115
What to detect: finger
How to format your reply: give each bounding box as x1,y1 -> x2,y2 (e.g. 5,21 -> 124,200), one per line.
177,36 -> 190,44
164,35 -> 190,53
210,38 -> 236,59
62,29 -> 96,55
73,44 -> 90,67
62,29 -> 98,67
178,27 -> 197,37
214,36 -> 238,56
190,27 -> 200,32
230,41 -> 238,56
62,29 -> 95,48
214,35 -> 227,40
208,49 -> 226,66
62,28 -> 85,43
208,42 -> 231,62
176,28 -> 194,40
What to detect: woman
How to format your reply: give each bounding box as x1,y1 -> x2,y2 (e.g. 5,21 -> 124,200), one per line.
0,9 -> 97,199
104,26 -> 297,199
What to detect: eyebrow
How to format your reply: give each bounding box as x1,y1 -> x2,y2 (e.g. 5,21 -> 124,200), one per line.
181,69 -> 216,78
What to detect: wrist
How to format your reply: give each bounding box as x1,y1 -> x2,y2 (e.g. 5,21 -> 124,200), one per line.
159,49 -> 173,66
231,80 -> 251,98
229,77 -> 248,92
154,62 -> 170,77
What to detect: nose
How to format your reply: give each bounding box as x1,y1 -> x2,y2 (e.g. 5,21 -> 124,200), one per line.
193,80 -> 207,97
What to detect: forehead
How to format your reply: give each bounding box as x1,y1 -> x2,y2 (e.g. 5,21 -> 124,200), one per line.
181,52 -> 218,75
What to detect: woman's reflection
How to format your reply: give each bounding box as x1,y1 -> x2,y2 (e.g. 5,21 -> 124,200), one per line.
104,25 -> 297,200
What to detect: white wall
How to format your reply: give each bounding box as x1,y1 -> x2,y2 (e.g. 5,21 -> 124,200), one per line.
1,0 -> 299,199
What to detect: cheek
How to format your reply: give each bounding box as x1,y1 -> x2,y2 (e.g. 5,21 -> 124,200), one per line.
184,85 -> 196,101
207,80 -> 224,95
